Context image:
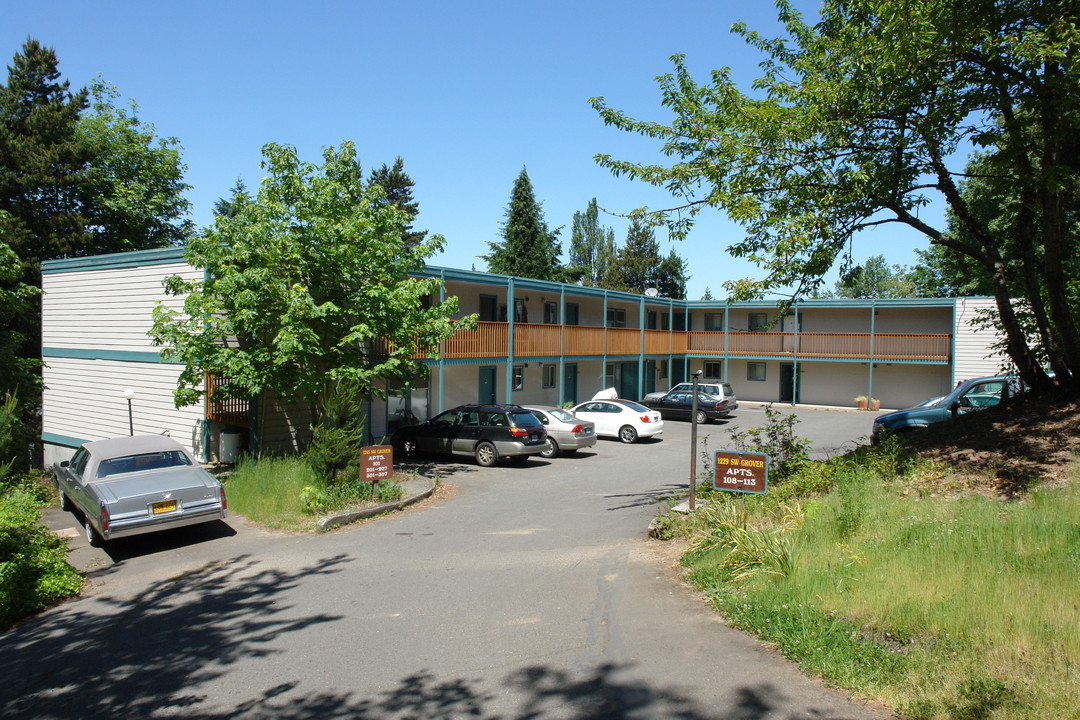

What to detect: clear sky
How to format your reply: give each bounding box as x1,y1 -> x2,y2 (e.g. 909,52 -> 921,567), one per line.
5,0 -> 939,300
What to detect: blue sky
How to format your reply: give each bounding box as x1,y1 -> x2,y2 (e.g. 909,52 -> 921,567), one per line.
6,0 -> 940,299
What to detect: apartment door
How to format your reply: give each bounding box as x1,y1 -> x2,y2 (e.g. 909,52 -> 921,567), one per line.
644,360 -> 657,395
478,366 -> 497,404
779,363 -> 801,404
562,363 -> 578,405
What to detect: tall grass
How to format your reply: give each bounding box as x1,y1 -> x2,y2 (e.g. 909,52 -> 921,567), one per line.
678,452 -> 1080,719
223,454 -> 404,531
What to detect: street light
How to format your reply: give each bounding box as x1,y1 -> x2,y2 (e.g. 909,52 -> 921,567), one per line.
689,370 -> 702,512
123,389 -> 135,436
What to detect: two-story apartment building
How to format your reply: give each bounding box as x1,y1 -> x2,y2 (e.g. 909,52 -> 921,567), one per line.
40,247 -> 1006,464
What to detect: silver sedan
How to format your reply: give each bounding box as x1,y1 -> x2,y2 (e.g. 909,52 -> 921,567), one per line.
53,435 -> 227,547
523,406 -> 598,458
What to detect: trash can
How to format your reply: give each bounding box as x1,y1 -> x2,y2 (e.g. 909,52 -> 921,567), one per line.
219,430 -> 243,463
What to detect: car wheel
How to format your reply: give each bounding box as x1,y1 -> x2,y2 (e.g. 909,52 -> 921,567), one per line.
474,441 -> 498,467
85,518 -> 104,548
618,425 -> 638,443
695,410 -> 709,424
396,438 -> 417,458
540,439 -> 559,458
58,487 -> 71,511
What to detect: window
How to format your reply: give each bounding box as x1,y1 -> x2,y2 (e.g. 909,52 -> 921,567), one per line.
704,313 -> 724,331
704,361 -> 722,379
544,301 -> 558,324
542,364 -> 556,388
565,303 -> 579,326
513,299 -> 528,323
512,365 -> 524,391
606,308 -> 626,328
748,313 -> 768,331
747,362 -> 766,381
479,295 -> 498,322
647,311 -> 658,330
659,359 -> 668,380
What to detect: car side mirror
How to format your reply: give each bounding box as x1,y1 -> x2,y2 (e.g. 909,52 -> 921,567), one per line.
60,460 -> 69,468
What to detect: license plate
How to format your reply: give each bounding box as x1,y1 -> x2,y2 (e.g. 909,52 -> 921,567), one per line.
581,428 -> 592,435
152,500 -> 177,515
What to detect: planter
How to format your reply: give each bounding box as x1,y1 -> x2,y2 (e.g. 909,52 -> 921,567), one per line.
870,399 -> 881,411
856,399 -> 868,410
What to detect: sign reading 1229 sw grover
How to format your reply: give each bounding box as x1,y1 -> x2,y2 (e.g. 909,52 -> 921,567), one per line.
713,450 -> 769,494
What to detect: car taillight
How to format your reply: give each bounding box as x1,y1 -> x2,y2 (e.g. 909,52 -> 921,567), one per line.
571,425 -> 583,433
640,415 -> 651,423
509,427 -> 529,437
220,487 -> 227,511
100,504 -> 109,534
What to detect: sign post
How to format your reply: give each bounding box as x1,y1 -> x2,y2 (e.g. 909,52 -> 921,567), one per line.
713,450 -> 769,494
360,445 -> 393,495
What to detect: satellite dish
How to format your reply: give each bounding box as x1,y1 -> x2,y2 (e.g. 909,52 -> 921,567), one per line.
644,287 -> 659,297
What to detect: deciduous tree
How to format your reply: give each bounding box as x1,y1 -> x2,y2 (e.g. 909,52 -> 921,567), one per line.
592,0 -> 1080,393
568,198 -> 616,286
150,142 -> 468,419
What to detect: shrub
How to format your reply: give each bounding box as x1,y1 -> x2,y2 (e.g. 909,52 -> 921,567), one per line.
0,489 -> 82,629
726,404 -> 811,482
307,379 -> 365,486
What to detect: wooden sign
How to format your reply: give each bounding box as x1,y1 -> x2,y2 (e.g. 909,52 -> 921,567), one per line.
713,450 -> 769,494
360,445 -> 393,482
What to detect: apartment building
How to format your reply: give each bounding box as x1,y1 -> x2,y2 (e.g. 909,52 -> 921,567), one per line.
40,248 -> 1006,463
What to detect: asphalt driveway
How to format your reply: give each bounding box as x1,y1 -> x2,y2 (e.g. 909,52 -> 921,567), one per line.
13,405 -> 891,719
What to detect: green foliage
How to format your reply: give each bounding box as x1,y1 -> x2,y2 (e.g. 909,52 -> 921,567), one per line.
368,156 -> 427,248
568,198 -> 616,287
484,169 -> 565,281
0,391 -> 19,483
601,220 -> 688,298
306,378 -> 364,485
213,178 -> 251,219
150,141 -> 470,419
76,78 -> 193,252
0,38 -> 90,272
591,0 -> 1080,393
726,405 -> 811,481
823,255 -> 916,299
672,443 -> 1080,718
0,489 -> 82,630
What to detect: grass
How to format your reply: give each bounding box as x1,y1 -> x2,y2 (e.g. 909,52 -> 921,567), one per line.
222,454 -> 406,532
668,444 -> 1080,719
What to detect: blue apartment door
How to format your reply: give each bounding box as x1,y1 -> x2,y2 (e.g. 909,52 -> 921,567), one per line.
562,363 -> 578,405
479,366 -> 497,404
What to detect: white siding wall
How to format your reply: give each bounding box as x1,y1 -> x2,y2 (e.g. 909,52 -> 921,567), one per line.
42,357 -> 205,454
952,297 -> 1009,381
42,260 -> 199,352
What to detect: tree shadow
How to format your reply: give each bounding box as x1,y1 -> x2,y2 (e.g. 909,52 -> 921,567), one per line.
603,484 -> 686,511
0,553 -> 350,718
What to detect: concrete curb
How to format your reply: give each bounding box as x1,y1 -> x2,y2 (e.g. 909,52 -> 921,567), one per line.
316,474 -> 437,532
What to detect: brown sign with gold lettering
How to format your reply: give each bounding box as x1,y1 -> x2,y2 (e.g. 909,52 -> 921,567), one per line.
713,451 -> 769,494
360,445 -> 393,482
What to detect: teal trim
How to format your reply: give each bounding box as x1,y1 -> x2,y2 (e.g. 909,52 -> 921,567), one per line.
43,347 -> 181,364
42,246 -> 187,274
42,432 -> 88,448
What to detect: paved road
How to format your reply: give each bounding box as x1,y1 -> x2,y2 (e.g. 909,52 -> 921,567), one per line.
3,406 -> 890,719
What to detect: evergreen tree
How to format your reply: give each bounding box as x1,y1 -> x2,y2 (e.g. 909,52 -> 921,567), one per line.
484,169 -> 562,280
568,198 -> 615,286
603,219 -> 661,292
831,255 -> 916,298
369,157 -> 427,248
0,39 -> 90,273
656,250 -> 688,300
701,286 -> 714,301
213,178 -> 251,219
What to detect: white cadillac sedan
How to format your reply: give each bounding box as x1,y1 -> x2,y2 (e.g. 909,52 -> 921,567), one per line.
568,398 -> 664,443
53,435 -> 227,547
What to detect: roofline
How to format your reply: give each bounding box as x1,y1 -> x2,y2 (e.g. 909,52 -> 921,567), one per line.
41,245 -> 188,274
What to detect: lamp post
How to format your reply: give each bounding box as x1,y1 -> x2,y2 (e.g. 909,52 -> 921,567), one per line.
689,369 -> 702,512
123,389 -> 134,436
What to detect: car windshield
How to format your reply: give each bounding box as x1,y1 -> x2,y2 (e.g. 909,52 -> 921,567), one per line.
96,450 -> 192,478
615,400 -> 651,413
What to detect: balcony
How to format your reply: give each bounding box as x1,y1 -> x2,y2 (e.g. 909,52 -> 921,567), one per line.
433,322 -> 950,363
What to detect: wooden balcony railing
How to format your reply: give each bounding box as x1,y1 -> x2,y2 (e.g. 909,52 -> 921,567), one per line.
433,324 -> 951,363
205,374 -> 251,426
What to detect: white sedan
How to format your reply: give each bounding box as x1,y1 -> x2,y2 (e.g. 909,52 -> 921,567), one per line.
568,398 -> 664,443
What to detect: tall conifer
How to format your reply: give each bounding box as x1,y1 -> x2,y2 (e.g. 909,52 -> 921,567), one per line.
484,169 -> 562,280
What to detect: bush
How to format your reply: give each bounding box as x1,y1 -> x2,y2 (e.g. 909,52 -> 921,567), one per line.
0,489 -> 82,630
726,405 -> 811,482
307,379 -> 365,486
